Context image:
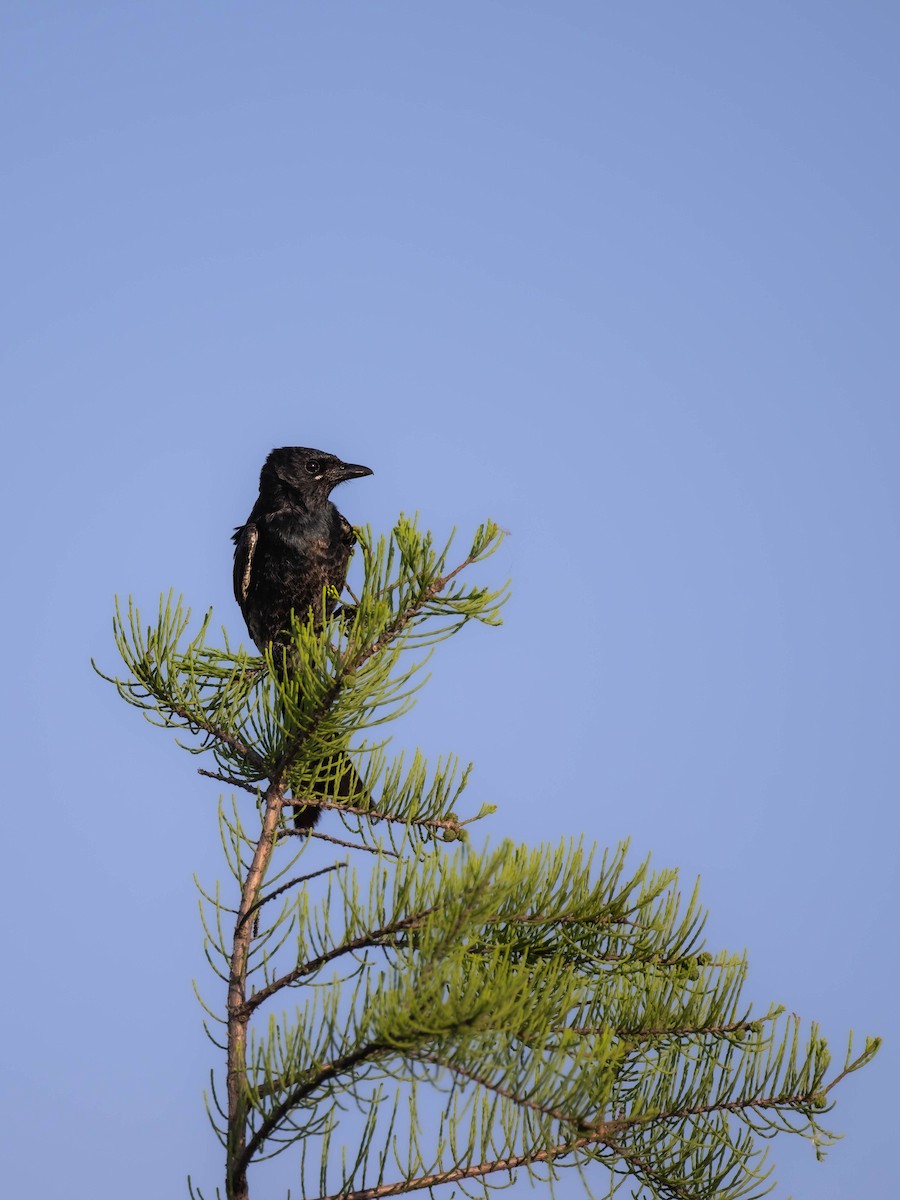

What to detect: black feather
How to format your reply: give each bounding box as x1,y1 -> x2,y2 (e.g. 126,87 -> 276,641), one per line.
232,446 -> 373,828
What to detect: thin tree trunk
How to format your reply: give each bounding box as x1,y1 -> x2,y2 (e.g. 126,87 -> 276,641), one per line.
226,781 -> 285,1200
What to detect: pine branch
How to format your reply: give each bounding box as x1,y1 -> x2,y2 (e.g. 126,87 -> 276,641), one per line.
303,1084 -> 836,1200
354,552 -> 485,672
199,768 -> 260,794
103,517 -> 878,1200
277,827 -> 400,857
236,863 -> 347,932
158,695 -> 268,773
282,795 -> 466,835
240,907 -> 438,1018
179,711 -> 267,772
568,1017 -> 761,1041
822,1040 -> 881,1098
409,1050 -> 597,1131
236,1040 -> 387,1180
302,1134 -> 631,1200
271,542 -> 502,784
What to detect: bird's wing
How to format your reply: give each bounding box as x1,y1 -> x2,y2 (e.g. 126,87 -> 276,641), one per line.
233,523 -> 259,604
339,513 -> 357,548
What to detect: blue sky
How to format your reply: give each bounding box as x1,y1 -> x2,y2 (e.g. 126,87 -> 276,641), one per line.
2,3 -> 897,1196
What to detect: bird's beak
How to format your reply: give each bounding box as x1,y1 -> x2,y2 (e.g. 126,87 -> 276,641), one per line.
337,461 -> 374,482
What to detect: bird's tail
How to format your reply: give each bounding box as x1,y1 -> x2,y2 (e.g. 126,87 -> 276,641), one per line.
289,752 -> 367,831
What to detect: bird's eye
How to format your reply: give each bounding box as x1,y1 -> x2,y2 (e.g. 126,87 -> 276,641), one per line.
305,460 -> 321,475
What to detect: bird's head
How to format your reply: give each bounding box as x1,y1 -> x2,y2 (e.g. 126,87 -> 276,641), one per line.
260,446 -> 374,508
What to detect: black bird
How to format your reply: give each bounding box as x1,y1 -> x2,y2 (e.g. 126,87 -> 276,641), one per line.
233,446 -> 373,828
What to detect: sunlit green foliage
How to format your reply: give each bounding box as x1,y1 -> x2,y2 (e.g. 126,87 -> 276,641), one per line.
99,516 -> 878,1200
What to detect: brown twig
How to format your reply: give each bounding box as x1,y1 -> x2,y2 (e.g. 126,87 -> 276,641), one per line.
240,906 -> 437,1018
199,768 -> 260,794
168,700 -> 267,772
275,825 -> 399,856
823,1043 -> 880,1096
308,829 -> 400,858
236,862 -> 347,932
